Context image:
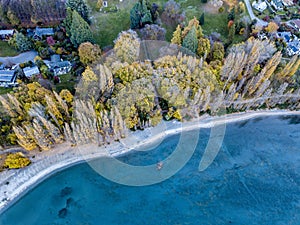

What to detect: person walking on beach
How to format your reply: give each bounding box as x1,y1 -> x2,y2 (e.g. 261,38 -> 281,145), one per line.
156,161 -> 163,170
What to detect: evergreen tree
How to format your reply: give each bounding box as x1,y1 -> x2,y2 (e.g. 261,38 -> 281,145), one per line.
228,23 -> 236,42
171,25 -> 182,46
66,0 -> 90,23
130,0 -> 153,29
182,17 -> 203,39
182,26 -> 198,53
70,10 -> 94,48
228,8 -> 235,21
199,13 -> 205,26
14,33 -> 33,52
63,7 -> 73,37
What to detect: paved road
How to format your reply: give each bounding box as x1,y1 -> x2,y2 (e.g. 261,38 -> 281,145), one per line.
244,0 -> 268,27
0,51 -> 38,65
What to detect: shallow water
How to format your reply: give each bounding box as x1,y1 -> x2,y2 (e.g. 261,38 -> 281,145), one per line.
1,116 -> 300,225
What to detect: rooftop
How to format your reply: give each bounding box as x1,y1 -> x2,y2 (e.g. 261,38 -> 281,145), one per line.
0,70 -> 16,82
23,66 -> 40,77
34,27 -> 54,37
51,54 -> 61,63
0,30 -> 14,36
291,20 -> 300,29
51,61 -> 71,68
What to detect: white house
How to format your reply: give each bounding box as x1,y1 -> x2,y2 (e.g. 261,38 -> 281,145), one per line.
44,55 -> 72,76
0,30 -> 15,40
50,61 -> 72,76
252,1 -> 268,12
0,70 -> 17,87
271,0 -> 284,10
23,66 -> 40,78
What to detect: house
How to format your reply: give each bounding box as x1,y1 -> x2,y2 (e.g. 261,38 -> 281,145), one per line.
33,27 -> 54,39
287,41 -> 300,56
277,32 -> 292,43
271,0 -> 284,10
0,70 -> 17,87
50,61 -> 72,76
290,20 -> 300,32
252,1 -> 268,12
44,55 -> 72,76
23,66 -> 40,78
0,30 -> 15,40
282,0 -> 294,6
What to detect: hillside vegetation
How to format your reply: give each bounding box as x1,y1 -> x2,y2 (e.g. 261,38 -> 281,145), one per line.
0,0 -> 66,27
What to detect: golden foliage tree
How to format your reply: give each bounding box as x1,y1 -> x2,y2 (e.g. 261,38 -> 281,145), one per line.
78,42 -> 102,65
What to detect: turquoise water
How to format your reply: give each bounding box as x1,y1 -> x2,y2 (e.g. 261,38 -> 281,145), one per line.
1,116 -> 300,225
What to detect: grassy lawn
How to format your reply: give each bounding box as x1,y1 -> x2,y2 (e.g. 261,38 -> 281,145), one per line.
89,0 -> 231,47
0,87 -> 13,95
0,41 -> 18,57
202,12 -> 229,42
90,0 -> 135,47
54,73 -> 77,94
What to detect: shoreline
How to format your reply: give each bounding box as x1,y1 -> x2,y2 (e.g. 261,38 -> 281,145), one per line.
1,109 -> 300,214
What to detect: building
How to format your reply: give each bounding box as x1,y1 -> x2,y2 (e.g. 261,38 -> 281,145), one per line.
50,61 -> 72,76
0,30 -> 15,40
287,41 -> 300,56
252,1 -> 268,12
0,70 -> 17,87
33,27 -> 54,39
23,66 -> 40,78
271,0 -> 284,10
290,20 -> 300,32
44,55 -> 72,76
277,32 -> 292,43
282,0 -> 294,6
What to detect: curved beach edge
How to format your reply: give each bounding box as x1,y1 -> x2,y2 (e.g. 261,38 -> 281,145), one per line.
0,109 -> 300,214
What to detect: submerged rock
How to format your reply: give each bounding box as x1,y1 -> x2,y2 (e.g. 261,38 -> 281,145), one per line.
60,187 -> 72,197
58,208 -> 67,218
66,197 -> 74,208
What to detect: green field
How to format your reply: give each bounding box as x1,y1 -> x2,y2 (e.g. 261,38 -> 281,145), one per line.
0,41 -> 18,57
89,0 -> 234,47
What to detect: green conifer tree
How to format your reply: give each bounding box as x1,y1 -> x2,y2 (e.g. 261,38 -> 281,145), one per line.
14,33 -> 32,52
182,26 -> 198,53
66,0 -> 90,23
70,10 -> 94,48
63,7 -> 73,37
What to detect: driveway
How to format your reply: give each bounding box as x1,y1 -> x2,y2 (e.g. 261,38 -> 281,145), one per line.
0,51 -> 38,65
244,0 -> 268,27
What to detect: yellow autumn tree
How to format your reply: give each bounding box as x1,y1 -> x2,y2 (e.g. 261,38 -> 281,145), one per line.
265,22 -> 279,33
171,25 -> 182,46
78,42 -> 101,65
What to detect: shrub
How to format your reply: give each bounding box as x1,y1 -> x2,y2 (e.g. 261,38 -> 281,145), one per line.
218,6 -> 225,13
139,24 -> 166,41
3,152 -> 31,169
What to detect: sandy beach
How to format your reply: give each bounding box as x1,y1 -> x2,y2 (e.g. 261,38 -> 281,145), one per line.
0,109 -> 300,214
